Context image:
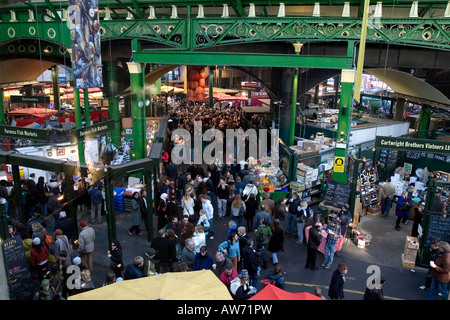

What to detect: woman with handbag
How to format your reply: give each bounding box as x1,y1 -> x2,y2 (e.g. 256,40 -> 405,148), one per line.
395,191 -> 409,231
107,240 -> 124,278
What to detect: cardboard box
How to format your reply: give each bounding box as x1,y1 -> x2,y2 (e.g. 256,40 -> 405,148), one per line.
402,253 -> 416,268
404,236 -> 420,252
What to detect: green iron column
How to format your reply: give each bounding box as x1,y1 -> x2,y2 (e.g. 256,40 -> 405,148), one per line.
332,69 -> 356,184
52,66 -> 60,110
0,88 -> 4,125
83,89 -> 90,125
418,105 -> 432,139
289,43 -> 303,146
73,88 -> 85,163
127,61 -> 146,160
106,60 -> 121,147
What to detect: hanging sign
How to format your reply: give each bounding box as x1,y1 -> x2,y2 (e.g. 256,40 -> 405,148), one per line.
0,125 -> 49,141
71,119 -> 115,142
67,0 -> 103,89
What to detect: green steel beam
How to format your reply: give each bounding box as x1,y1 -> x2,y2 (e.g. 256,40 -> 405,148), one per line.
133,51 -> 354,69
43,0 -> 61,22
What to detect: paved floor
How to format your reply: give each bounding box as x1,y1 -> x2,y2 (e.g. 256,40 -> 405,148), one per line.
48,203 -> 438,301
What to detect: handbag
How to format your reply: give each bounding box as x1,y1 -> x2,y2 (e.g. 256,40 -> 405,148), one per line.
44,230 -> 53,245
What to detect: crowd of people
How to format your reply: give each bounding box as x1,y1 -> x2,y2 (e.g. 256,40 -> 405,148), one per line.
4,151 -> 450,301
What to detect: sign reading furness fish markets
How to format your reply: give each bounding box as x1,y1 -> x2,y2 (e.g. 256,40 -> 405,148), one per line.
67,0 -> 103,89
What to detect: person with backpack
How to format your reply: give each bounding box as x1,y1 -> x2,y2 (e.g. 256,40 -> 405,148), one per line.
241,238 -> 263,289
263,263 -> 286,290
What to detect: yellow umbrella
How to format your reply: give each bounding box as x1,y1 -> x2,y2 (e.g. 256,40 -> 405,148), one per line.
68,270 -> 233,300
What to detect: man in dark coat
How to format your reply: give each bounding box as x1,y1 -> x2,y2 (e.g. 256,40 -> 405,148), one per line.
57,211 -> 74,241
241,239 -> 263,289
150,229 -> 171,273
124,256 -> 144,280
305,222 -> 323,270
328,263 -> 348,300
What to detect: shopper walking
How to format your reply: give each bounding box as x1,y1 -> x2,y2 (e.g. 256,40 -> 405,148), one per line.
395,191 -> 409,231
107,240 -> 124,278
216,178 -> 229,220
128,192 -> 143,236
425,241 -> 450,300
328,263 -> 348,300
380,177 -> 395,218
78,220 -> 95,272
231,194 -> 246,228
88,183 -> 104,225
267,219 -> 284,265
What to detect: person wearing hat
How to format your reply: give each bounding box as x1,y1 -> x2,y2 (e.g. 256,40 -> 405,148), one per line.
33,279 -> 59,300
78,220 -> 95,272
54,228 -> 73,262
233,269 -> 256,300
30,237 -> 50,281
142,247 -> 158,276
322,218 -> 341,269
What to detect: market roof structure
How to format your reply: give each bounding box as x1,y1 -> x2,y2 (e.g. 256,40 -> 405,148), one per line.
365,68 -> 450,109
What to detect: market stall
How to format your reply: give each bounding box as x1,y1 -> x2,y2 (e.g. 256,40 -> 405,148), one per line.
305,224 -> 344,253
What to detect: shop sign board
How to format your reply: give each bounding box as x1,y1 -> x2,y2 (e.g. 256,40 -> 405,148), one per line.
71,120 -> 114,142
375,136 -> 450,154
0,125 -> 49,141
333,156 -> 345,173
10,95 -> 50,104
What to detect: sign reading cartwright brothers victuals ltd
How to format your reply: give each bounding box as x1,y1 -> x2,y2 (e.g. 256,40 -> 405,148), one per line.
375,136 -> 450,154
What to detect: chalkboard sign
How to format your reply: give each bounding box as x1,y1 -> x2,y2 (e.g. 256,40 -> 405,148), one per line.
324,180 -> 336,205
426,215 -> 450,246
2,236 -> 34,300
324,180 -> 351,208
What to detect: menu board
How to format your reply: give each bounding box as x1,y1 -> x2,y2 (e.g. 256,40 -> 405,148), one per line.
2,236 -> 34,300
426,215 -> 450,246
324,180 -> 351,209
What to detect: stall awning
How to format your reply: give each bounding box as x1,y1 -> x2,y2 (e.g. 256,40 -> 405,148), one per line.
0,59 -> 54,85
365,68 -> 450,109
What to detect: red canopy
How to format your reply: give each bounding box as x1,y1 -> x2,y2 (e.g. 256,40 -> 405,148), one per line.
249,284 -> 325,300
8,108 -> 58,117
